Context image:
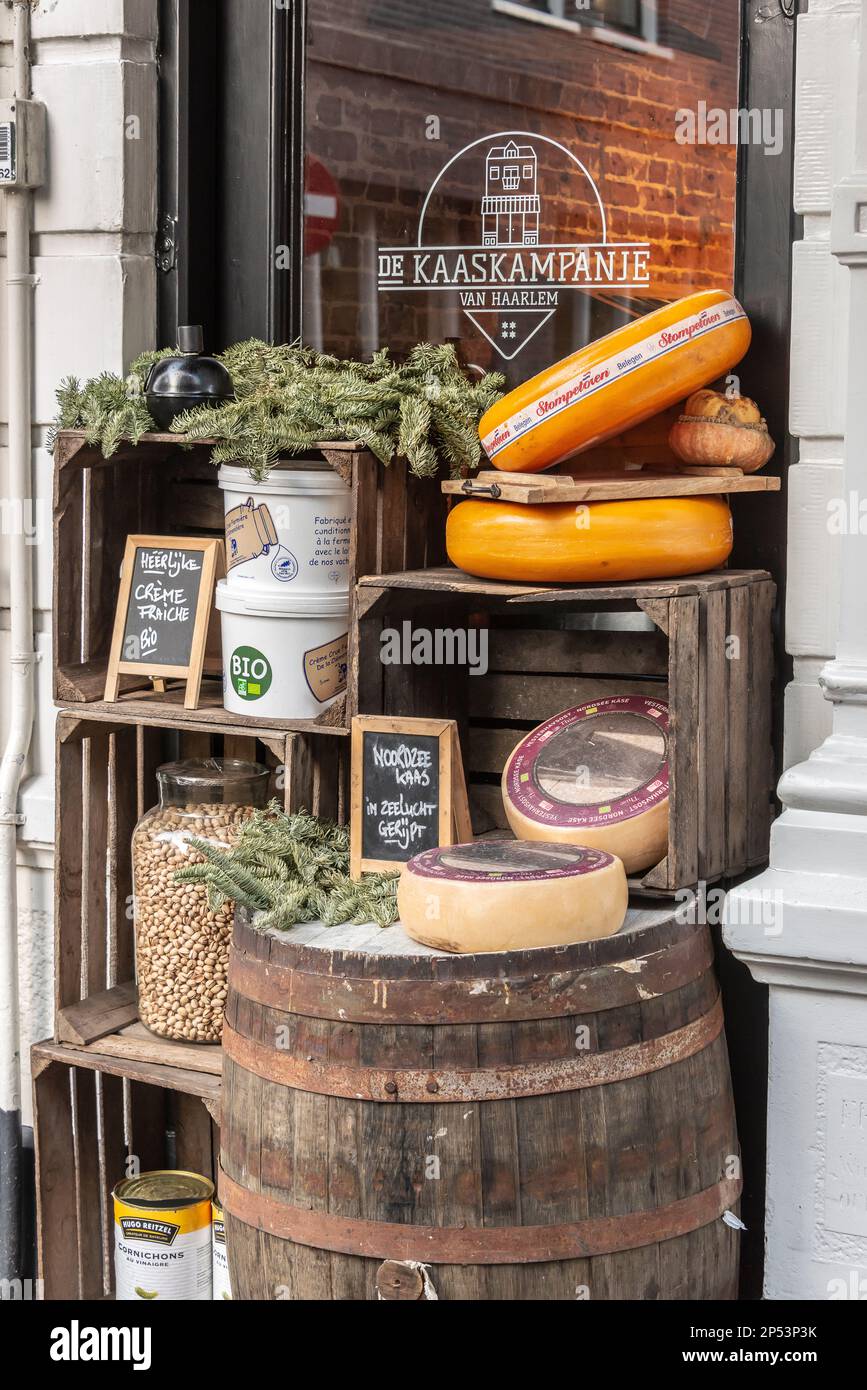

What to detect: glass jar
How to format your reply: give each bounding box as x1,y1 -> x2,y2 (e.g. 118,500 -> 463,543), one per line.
132,759 -> 269,1043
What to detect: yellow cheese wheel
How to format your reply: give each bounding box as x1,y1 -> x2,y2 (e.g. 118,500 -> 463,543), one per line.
502,698 -> 669,874
446,494 -> 733,583
397,841 -> 628,953
479,290 -> 751,473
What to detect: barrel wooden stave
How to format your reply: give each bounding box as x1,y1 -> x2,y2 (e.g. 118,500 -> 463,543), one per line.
221,911 -> 740,1301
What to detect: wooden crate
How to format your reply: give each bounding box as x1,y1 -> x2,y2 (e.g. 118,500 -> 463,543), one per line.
53,706 -> 349,1048
53,431 -> 447,717
353,566 -> 776,895
32,1042 -> 220,1300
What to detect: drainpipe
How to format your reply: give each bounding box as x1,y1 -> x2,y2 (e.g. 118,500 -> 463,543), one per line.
0,0 -> 40,1284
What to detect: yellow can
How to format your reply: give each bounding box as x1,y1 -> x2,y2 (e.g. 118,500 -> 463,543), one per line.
211,1201 -> 232,1300
113,1171 -> 214,1301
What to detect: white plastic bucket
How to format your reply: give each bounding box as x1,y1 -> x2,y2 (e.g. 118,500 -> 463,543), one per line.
218,460 -> 352,594
216,581 -> 349,720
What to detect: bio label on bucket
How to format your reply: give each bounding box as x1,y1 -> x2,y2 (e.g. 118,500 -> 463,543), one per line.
219,463 -> 351,594
229,646 -> 273,701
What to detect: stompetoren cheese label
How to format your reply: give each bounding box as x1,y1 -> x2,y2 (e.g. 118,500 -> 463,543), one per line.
502,696 -> 670,874
397,840 -> 628,953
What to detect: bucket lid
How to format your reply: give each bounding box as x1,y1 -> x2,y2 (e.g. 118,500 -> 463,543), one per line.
216,579 -> 350,618
218,460 -> 350,494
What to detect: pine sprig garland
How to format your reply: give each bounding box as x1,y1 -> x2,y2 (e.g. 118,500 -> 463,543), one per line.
174,802 -> 400,934
51,338 -> 504,481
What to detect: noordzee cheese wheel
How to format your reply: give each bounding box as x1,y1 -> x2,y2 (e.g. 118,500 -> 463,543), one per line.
398,840 -> 627,954
502,697 -> 669,873
446,494 -> 733,584
479,290 -> 751,473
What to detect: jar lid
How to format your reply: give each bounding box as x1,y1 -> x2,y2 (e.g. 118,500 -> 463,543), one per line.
156,757 -> 270,789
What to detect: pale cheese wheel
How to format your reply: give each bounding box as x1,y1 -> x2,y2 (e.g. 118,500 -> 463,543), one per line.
397,840 -> 627,954
479,290 -> 751,473
502,696 -> 669,874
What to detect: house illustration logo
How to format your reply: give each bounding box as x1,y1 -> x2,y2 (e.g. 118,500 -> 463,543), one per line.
377,130 -> 651,361
482,140 -> 540,247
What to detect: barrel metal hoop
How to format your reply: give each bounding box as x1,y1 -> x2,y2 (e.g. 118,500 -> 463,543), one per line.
218,1170 -> 742,1265
222,995 -> 724,1104
227,929 -> 713,1025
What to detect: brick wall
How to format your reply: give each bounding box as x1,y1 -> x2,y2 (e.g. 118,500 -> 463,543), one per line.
305,0 -> 740,380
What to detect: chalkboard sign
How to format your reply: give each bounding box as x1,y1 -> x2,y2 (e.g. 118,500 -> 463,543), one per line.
350,716 -> 473,878
104,535 -> 224,709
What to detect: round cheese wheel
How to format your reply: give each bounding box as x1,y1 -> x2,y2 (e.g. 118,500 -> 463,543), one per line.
502,697 -> 669,873
479,290 -> 751,473
446,494 -> 733,584
398,840 -> 628,953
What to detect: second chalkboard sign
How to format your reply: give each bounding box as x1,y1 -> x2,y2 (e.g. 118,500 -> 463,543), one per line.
104,535 -> 224,709
350,716 -> 472,878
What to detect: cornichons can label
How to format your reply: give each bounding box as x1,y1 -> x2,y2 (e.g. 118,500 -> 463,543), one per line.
113,1171 -> 214,1302
212,1201 -> 232,1301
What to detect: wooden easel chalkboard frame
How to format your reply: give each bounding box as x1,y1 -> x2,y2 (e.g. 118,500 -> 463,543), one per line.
350,715 -> 473,878
103,535 -> 224,710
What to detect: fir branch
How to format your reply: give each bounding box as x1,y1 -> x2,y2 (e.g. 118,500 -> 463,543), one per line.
51,338 -> 504,479
172,802 -> 400,935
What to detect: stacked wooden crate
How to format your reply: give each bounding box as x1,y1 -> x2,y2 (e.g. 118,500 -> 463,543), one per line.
34,432 -> 446,1298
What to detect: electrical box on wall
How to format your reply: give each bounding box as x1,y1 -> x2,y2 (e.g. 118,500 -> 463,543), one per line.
0,99 -> 47,188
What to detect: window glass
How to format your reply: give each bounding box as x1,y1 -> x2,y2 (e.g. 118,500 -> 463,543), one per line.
303,1 -> 739,386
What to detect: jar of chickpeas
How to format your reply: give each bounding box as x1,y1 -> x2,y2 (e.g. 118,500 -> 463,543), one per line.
132,759 -> 269,1043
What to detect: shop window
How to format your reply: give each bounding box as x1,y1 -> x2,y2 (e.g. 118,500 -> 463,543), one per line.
303,0 -> 739,386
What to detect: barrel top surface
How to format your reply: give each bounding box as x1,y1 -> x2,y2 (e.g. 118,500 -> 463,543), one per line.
235,903 -> 687,979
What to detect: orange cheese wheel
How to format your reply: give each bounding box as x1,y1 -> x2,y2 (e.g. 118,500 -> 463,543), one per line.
479,290 -> 751,473
446,494 -> 733,583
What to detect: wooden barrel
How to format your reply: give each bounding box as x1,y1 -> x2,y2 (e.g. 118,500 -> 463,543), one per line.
220,907 -> 742,1300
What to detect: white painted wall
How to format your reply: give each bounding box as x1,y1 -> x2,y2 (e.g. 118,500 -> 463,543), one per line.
783,0 -> 861,770
0,0 -> 158,1125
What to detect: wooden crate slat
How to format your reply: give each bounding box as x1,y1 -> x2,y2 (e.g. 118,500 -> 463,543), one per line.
71,1068 -> 106,1300
468,672 -> 664,723
662,594 -> 700,892
170,1091 -> 219,1182
33,1060 -> 80,1300
57,982 -> 138,1047
109,727 -> 138,985
699,589 -> 729,883
726,586 -> 751,877
99,1072 -> 128,1296
83,732 -> 111,997
55,731 -> 85,1019
484,627 -> 669,677
34,1039 -> 222,1101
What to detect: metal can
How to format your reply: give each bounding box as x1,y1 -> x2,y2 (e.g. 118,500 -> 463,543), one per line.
211,1201 -> 232,1300
113,1171 -> 215,1301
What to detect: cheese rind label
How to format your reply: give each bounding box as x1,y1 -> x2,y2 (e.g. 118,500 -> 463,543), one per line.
406,840 -> 615,882
504,696 -> 669,831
